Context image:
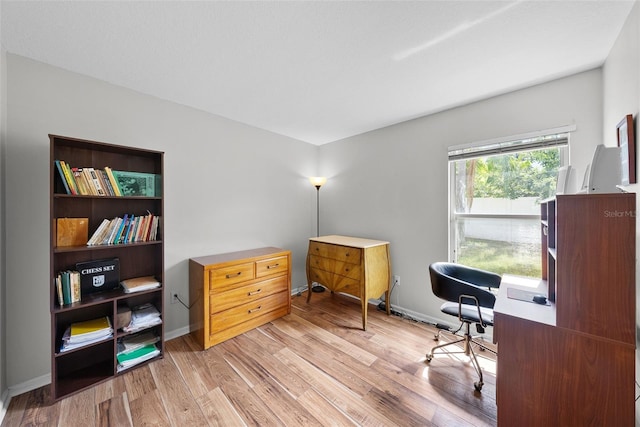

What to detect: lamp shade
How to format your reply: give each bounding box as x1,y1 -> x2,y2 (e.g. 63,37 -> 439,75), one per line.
309,176 -> 327,188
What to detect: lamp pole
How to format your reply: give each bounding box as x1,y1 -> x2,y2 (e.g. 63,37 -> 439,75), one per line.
315,184 -> 321,237
309,177 -> 327,293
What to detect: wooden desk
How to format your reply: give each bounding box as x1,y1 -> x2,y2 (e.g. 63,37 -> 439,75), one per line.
189,247 -> 291,350
494,275 -> 634,426
306,235 -> 391,330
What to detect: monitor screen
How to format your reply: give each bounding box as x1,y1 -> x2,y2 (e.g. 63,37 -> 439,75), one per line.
556,165 -> 571,195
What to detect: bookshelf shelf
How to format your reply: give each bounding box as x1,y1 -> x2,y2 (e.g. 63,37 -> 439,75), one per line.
50,134 -> 165,401
53,240 -> 163,254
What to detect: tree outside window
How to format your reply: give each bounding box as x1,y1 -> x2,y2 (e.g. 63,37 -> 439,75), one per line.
451,147 -> 562,277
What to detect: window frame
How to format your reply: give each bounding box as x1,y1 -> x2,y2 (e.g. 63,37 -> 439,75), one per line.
448,127 -> 573,266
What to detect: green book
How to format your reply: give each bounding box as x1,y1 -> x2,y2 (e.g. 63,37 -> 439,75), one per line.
116,343 -> 158,364
60,271 -> 71,305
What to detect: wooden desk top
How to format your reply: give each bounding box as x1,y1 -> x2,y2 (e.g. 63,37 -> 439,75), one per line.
309,235 -> 389,248
494,274 -> 556,326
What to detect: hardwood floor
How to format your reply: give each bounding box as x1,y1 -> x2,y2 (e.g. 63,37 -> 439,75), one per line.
2,291 -> 497,426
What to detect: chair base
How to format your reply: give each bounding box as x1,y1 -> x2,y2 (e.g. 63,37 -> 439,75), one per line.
425,321 -> 496,392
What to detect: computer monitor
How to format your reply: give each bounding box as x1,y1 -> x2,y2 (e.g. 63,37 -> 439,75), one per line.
555,165 -> 571,195
582,144 -> 622,193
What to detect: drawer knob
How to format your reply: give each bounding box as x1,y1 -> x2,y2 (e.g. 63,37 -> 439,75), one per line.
225,272 -> 242,279
266,263 -> 279,269
248,288 -> 262,296
248,306 -> 262,314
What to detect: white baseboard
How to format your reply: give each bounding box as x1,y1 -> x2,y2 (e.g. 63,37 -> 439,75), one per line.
0,387 -> 9,425
165,326 -> 190,341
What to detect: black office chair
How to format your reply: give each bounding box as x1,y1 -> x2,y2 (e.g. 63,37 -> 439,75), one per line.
426,262 -> 501,391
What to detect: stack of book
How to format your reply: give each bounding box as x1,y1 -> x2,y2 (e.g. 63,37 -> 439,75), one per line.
116,331 -> 161,372
87,212 -> 160,246
60,316 -> 113,353
122,303 -> 162,333
55,270 -> 81,306
121,276 -> 161,294
55,159 -> 160,197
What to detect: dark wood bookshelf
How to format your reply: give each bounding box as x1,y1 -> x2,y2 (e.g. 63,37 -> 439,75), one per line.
49,134 -> 165,401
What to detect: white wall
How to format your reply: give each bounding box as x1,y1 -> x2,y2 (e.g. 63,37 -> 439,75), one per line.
4,54 -> 318,391
318,69 -> 603,322
603,3 -> 639,147
0,38 -> 7,417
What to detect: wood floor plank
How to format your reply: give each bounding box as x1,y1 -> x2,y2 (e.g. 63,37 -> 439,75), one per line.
18,385 -> 58,426
58,387 -> 95,427
297,388 -> 359,426
2,290 -> 497,427
1,391 -> 29,426
165,335 -> 218,399
148,357 -> 209,426
221,332 -> 311,398
122,365 -> 157,402
128,389 -> 171,427
94,376 -> 127,405
96,394 -> 133,427
251,376 -> 324,426
195,387 -> 247,427
275,346 -> 397,426
278,308 -> 378,366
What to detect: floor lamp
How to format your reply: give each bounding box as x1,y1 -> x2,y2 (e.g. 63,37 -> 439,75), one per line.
309,176 -> 327,293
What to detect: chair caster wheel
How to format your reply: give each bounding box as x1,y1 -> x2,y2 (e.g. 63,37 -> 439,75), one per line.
474,381 -> 483,392
425,354 -> 433,362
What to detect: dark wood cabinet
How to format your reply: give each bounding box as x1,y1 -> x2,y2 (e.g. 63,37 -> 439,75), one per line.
50,135 -> 164,401
494,193 -> 636,426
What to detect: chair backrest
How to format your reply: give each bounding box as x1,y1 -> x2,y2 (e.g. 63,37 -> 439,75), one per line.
429,262 -> 501,309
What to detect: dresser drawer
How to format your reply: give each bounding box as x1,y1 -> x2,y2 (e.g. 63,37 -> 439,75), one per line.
309,241 -> 361,263
209,290 -> 289,334
256,255 -> 289,278
308,268 -> 360,297
308,255 -> 361,280
209,262 -> 255,291
210,275 -> 288,314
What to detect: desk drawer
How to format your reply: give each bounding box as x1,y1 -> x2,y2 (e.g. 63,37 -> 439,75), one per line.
308,268 -> 360,297
309,242 -> 361,263
210,275 -> 288,314
209,290 -> 289,334
308,255 -> 361,280
209,262 -> 255,291
256,255 -> 289,278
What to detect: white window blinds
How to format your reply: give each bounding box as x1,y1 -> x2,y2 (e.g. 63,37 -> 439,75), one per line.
448,125 -> 575,161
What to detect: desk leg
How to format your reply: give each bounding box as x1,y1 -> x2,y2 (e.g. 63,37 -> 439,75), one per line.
306,252 -> 312,303
385,289 -> 391,316
361,297 -> 367,330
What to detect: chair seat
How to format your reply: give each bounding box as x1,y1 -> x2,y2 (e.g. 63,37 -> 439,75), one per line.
440,302 -> 494,326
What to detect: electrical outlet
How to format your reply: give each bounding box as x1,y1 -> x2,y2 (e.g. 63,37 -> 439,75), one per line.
171,293 -> 178,304
393,275 -> 400,287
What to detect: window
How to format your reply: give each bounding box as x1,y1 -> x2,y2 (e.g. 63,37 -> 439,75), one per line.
449,127 -> 572,278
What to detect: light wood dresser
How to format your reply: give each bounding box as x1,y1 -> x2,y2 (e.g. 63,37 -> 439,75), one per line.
189,247 -> 291,350
306,235 -> 391,330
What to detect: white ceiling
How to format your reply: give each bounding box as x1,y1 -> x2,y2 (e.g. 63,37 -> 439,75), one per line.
1,1 -> 636,145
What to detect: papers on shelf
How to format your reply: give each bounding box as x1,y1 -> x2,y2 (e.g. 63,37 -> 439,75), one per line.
116,330 -> 161,371
116,343 -> 160,372
60,316 -> 113,352
121,275 -> 161,294
122,303 -> 162,333
117,330 -> 160,355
